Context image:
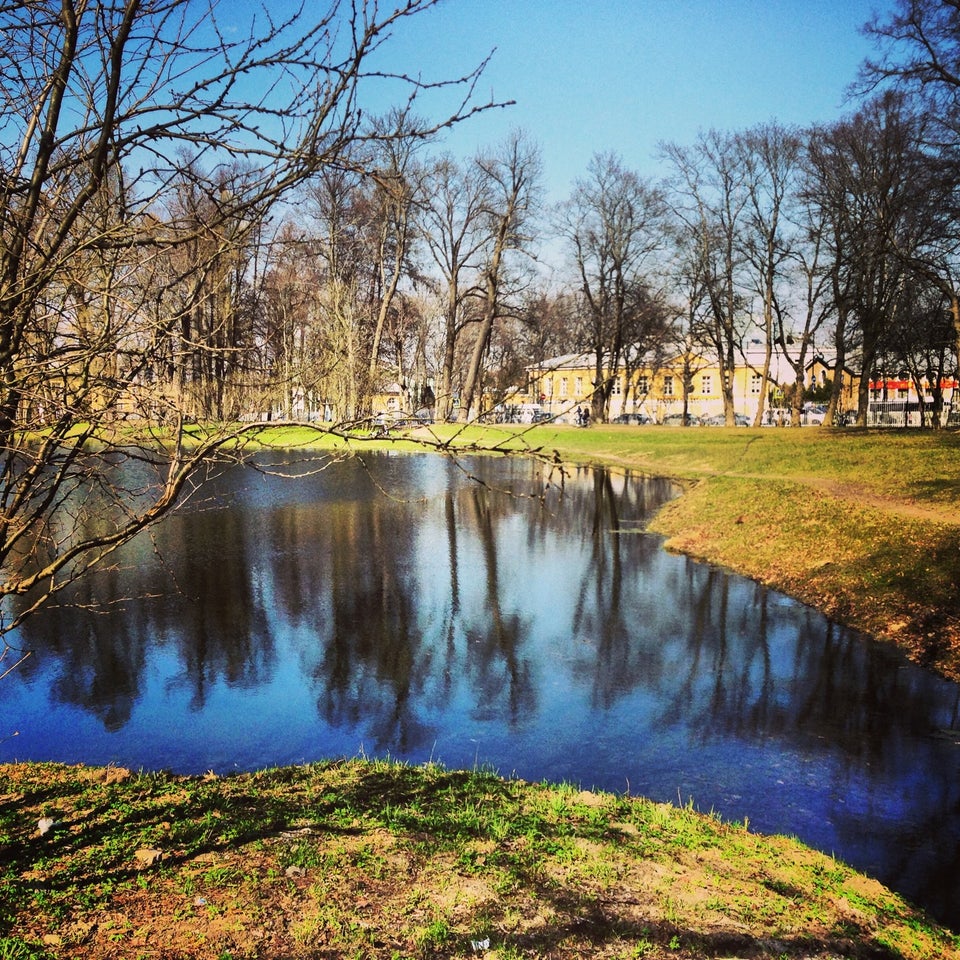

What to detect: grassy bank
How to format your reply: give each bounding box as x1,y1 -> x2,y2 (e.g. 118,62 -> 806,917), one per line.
1,759 -> 956,960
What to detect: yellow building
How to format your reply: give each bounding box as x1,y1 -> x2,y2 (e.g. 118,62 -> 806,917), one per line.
370,381 -> 404,418
527,347 -> 824,424
807,355 -> 859,409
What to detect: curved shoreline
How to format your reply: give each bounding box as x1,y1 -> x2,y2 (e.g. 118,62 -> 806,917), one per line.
2,429 -> 960,957
515,425 -> 960,683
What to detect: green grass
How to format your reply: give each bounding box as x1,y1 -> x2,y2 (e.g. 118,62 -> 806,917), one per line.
526,422 -> 960,496
0,758 -> 956,959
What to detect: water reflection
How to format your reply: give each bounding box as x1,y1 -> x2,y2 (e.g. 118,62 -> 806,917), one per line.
3,452 -> 960,928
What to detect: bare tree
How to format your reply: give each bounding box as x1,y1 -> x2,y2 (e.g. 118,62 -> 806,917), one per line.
779,182 -> 834,426
260,223 -> 332,420
858,0 -> 960,378
559,152 -> 668,422
502,289 -> 579,415
884,277 -> 957,425
458,130 -> 542,423
663,131 -> 750,425
663,237 -> 712,424
419,156 -> 489,421
738,123 -> 803,426
0,0 -> 501,652
805,94 -> 921,426
803,123 -> 862,425
620,284 -> 675,416
303,163 -> 376,420
365,110 -> 430,406
276,117 -> 428,422
859,0 -> 960,141
155,159 -> 263,420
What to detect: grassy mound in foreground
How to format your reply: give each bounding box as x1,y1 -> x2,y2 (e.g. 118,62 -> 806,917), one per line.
0,759 -> 955,959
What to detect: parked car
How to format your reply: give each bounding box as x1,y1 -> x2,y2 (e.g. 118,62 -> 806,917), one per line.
613,412 -> 651,425
661,413 -> 702,426
703,414 -> 748,426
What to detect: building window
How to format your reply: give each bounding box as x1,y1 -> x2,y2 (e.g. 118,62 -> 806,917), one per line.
611,377 -> 621,395
544,379 -> 553,397
574,376 -> 583,396
663,375 -> 674,396
637,375 -> 649,394
559,378 -> 568,397
897,387 -> 908,398
750,373 -> 762,394
701,375 -> 712,395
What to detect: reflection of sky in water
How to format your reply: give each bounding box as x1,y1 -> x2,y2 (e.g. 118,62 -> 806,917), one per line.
2,452 -> 960,929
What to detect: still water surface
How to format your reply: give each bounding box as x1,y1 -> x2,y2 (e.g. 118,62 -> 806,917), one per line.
3,452 -> 960,927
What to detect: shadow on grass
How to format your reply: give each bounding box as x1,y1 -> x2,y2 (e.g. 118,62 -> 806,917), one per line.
0,760 -> 939,959
852,525 -> 960,678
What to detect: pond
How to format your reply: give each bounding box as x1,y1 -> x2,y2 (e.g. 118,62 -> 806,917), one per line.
2,451 -> 960,929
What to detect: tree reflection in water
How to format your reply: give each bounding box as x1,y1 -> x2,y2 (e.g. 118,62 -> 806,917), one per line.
4,451 -> 960,929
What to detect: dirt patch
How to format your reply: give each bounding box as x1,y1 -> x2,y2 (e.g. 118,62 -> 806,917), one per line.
806,477 -> 960,526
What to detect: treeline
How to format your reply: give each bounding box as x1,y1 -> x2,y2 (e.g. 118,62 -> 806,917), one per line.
6,2 -> 960,438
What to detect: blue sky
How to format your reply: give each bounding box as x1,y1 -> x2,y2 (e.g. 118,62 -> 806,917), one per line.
379,0 -> 888,202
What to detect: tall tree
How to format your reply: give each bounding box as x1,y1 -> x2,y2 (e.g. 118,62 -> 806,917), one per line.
663,131 -> 750,425
458,131 -> 541,423
158,160 -> 262,420
738,123 -> 803,426
305,163 -> 373,421
859,0 -> 960,378
860,0 -> 960,138
778,173 -> 835,426
884,277 -> 957,425
806,94 -> 920,425
803,123 -> 861,425
260,223 -> 330,420
559,152 -> 668,422
365,110 -> 429,407
419,156 -> 489,422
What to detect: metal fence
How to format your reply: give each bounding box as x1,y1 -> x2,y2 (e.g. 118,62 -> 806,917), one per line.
866,400 -> 956,428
